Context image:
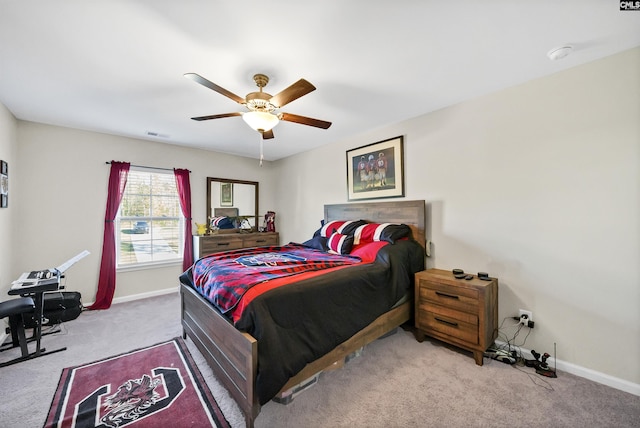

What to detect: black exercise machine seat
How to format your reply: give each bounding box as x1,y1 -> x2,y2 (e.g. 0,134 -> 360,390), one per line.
0,297 -> 36,366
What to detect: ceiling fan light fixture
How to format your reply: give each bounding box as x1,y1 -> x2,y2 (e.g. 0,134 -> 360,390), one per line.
242,111 -> 280,133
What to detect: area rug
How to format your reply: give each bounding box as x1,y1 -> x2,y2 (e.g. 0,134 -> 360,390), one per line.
44,338 -> 230,428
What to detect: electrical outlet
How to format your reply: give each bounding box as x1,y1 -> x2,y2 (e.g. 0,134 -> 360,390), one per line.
519,309 -> 533,325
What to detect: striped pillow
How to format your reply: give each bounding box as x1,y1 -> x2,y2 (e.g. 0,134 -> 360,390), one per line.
210,216 -> 235,229
327,232 -> 354,255
318,220 -> 367,238
353,223 -> 412,245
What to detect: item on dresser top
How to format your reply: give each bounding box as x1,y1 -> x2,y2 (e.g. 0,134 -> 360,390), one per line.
209,216 -> 235,230
195,222 -> 208,236
264,211 -> 276,232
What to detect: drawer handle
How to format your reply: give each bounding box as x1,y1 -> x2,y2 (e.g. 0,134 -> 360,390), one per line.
435,291 -> 459,300
256,240 -> 266,243
434,317 -> 459,327
216,242 -> 230,246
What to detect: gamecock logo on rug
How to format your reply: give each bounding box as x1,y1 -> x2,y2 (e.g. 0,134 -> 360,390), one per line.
75,367 -> 184,428
45,339 -> 229,428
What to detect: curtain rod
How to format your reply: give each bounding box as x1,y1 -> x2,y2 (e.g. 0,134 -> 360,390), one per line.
105,161 -> 191,173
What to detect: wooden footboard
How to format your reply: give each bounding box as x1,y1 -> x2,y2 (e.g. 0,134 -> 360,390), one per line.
181,283 -> 260,427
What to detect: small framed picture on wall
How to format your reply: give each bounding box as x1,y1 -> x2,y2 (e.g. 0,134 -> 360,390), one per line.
0,160 -> 7,208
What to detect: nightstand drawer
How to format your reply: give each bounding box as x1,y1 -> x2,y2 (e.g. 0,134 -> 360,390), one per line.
243,235 -> 278,247
419,281 -> 479,313
418,307 -> 478,345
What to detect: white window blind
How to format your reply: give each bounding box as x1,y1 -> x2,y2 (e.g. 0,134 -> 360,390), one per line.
116,168 -> 184,268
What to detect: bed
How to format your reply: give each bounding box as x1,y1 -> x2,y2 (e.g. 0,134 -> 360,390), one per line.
180,200 -> 426,427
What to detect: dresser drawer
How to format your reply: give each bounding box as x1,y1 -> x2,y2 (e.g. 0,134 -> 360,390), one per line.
418,280 -> 479,313
243,234 -> 278,248
193,233 -> 280,258
418,306 -> 478,345
201,237 -> 244,254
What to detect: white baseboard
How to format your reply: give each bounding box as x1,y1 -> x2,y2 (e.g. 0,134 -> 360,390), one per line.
83,286 -> 179,308
495,340 -> 639,397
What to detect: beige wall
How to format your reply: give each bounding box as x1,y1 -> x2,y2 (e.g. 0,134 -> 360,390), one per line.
0,104 -> 18,298
273,48 -> 640,388
12,123 -> 277,302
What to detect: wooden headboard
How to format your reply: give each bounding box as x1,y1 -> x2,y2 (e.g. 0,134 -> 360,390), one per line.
214,207 -> 239,217
324,200 -> 426,249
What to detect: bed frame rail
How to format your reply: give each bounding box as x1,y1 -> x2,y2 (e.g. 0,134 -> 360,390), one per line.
279,300 -> 410,392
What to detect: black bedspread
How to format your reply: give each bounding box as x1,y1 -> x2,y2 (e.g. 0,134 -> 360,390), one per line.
181,239 -> 424,405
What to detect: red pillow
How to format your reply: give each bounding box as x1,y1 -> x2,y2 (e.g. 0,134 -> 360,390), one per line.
350,241 -> 389,262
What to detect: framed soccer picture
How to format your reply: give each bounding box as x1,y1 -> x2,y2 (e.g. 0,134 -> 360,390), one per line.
346,136 -> 404,201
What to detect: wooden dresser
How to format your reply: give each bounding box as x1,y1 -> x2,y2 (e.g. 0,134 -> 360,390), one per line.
414,268 -> 498,366
193,232 -> 279,259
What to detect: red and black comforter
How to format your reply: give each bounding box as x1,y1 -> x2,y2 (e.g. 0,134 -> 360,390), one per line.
180,239 -> 425,405
191,243 -> 362,315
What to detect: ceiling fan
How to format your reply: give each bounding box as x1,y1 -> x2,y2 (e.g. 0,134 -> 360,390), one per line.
184,72 -> 332,139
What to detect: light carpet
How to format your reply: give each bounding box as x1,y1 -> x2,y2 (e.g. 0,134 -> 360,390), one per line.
0,292 -> 638,427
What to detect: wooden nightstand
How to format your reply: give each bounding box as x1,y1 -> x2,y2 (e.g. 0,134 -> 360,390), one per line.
414,268 -> 498,366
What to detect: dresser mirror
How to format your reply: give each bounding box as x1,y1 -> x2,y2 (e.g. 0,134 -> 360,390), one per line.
206,177 -> 259,233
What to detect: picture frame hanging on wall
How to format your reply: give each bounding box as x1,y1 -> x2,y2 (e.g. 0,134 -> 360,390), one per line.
346,136 -> 404,201
0,160 -> 7,208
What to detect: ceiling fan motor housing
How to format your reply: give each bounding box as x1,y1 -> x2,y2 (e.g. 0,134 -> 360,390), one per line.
246,91 -> 276,112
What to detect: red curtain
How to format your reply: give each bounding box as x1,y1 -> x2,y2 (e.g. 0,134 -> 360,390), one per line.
88,161 -> 130,310
174,168 -> 194,271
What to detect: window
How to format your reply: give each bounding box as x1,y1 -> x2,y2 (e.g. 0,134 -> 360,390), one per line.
116,168 -> 184,268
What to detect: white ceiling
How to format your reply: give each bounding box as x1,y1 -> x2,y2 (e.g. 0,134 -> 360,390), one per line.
1,1 -> 639,161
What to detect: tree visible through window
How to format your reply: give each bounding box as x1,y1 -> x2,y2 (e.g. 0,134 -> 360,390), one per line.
116,168 -> 183,267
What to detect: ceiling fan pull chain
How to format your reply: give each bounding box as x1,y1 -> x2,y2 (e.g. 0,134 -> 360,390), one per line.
259,135 -> 264,167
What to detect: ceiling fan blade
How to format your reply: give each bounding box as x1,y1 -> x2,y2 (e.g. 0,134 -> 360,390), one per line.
280,112 -> 332,129
269,79 -> 316,108
184,73 -> 246,104
262,130 -> 274,139
190,112 -> 242,121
